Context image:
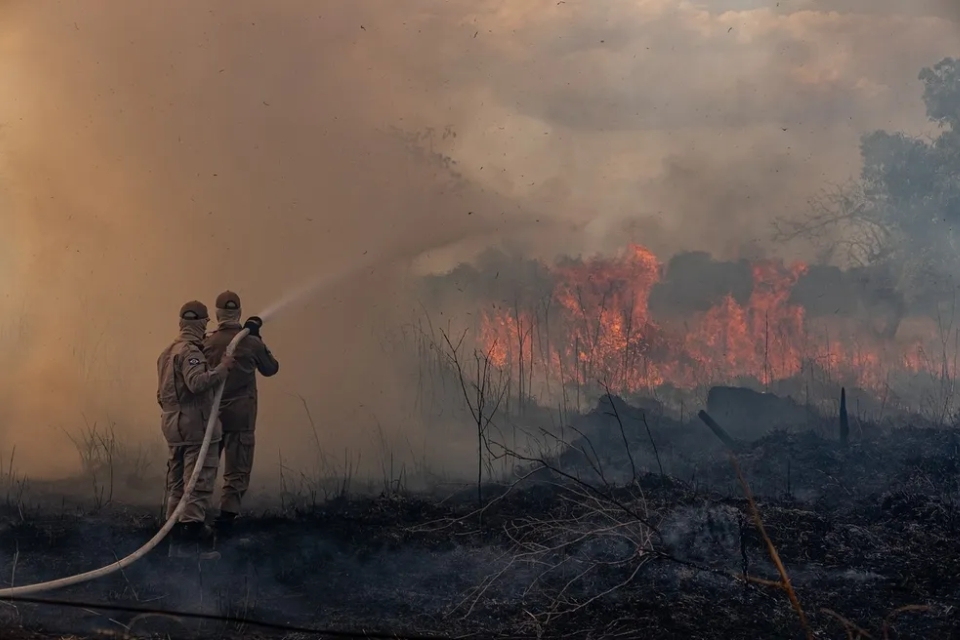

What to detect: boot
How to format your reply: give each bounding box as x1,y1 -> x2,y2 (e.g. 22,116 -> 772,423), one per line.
167,522 -> 194,559
215,510 -> 253,549
214,510 -> 237,539
168,522 -> 221,561
196,523 -> 221,561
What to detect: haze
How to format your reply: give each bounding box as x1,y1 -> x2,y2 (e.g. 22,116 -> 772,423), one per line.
0,1 -> 955,479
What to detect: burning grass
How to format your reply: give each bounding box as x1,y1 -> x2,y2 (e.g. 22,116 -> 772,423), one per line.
460,244 -> 960,419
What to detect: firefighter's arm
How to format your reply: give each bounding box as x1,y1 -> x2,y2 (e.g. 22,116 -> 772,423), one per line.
179,344 -> 230,394
252,338 -> 280,377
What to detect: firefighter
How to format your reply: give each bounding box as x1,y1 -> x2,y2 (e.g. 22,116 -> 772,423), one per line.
203,290 -> 280,538
157,300 -> 235,559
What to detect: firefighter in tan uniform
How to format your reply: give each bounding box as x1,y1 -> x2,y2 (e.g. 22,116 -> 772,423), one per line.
203,290 -> 279,537
157,300 -> 235,559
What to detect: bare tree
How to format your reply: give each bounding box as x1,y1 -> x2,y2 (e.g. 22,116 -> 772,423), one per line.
772,181 -> 894,269
440,328 -> 508,510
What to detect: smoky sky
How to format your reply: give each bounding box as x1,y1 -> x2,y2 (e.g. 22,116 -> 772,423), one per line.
0,0 -> 542,476
0,0 -> 956,479
420,0 -> 958,263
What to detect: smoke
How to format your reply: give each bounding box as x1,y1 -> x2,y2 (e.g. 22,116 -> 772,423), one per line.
0,0 -> 547,477
0,1 -> 956,481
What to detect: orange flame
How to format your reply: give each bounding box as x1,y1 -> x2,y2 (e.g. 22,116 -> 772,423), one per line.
477,244 -> 936,396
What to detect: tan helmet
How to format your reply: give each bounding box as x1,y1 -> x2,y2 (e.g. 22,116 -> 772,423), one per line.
179,300 -> 209,320
215,290 -> 241,311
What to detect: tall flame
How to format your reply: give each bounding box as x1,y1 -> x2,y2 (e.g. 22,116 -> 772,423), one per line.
477,244 -> 937,397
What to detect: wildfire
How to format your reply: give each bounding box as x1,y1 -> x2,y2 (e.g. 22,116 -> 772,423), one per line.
478,244 -> 934,395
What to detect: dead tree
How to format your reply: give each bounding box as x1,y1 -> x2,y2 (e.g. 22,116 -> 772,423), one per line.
440,328 -> 507,511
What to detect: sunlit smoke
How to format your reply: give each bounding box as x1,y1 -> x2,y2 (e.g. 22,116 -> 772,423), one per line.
257,253 -> 383,323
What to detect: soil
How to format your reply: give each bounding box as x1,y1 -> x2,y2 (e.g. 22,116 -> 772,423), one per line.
1,397 -> 959,639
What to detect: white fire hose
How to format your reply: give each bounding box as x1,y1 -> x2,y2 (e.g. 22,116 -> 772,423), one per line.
0,327 -> 251,597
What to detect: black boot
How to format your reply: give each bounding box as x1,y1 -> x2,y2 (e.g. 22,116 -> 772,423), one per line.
215,510 -> 253,548
196,523 -> 221,561
167,522 -> 193,558
169,522 -> 221,560
214,510 -> 238,539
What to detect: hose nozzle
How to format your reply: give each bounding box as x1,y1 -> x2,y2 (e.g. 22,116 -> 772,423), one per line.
242,316 -> 264,339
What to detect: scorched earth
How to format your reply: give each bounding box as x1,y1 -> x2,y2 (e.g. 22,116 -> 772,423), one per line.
0,391 -> 958,639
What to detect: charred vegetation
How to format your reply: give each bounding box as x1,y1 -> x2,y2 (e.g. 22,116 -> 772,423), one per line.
0,386 -> 959,639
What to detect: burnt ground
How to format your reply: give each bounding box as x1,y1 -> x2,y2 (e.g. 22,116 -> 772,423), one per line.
0,399 -> 959,639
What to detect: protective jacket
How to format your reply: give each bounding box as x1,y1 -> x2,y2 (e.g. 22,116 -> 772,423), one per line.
203,321 -> 279,402
157,318 -> 229,446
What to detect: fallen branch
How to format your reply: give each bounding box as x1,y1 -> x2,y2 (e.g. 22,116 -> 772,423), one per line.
697,410 -> 740,452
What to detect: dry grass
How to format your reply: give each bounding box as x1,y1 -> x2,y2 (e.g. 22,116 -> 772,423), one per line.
728,454 -> 811,638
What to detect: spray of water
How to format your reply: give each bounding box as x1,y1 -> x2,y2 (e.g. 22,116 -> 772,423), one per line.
257,253 -> 380,323
255,212 -> 594,323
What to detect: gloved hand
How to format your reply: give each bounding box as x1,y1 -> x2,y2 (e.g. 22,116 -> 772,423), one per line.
243,316 -> 263,338
221,353 -> 237,370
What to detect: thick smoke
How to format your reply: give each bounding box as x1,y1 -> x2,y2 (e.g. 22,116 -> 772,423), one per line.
0,1 -> 550,478
0,1 -> 956,482
426,1 -> 958,263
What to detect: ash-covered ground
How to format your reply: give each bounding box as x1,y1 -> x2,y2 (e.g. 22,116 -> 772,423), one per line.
1,391 -> 959,639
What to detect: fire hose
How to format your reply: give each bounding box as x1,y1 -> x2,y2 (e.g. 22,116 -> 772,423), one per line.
0,327 -> 252,597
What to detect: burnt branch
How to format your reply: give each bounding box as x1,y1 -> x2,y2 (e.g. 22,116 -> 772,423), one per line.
599,386 -> 638,483
439,327 -> 508,511
772,181 -> 894,268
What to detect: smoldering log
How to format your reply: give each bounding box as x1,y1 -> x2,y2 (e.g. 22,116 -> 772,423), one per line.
697,410 -> 740,452
706,386 -> 809,440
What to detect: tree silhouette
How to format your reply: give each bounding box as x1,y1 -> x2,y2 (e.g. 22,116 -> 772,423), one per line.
775,57 -> 960,309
